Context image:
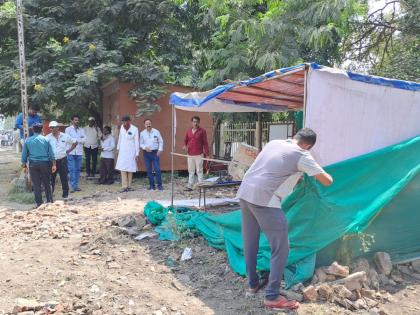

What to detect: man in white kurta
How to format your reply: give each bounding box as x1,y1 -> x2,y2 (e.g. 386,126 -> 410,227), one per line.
115,116 -> 139,192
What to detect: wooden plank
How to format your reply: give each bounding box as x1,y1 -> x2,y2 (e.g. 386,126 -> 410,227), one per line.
216,91 -> 302,108
280,74 -> 305,84
275,77 -> 304,87
231,86 -> 303,102
254,80 -> 303,96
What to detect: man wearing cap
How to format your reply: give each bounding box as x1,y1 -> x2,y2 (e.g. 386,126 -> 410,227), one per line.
47,121 -> 77,199
116,115 -> 139,192
83,117 -> 102,179
21,123 -> 56,207
65,115 -> 86,192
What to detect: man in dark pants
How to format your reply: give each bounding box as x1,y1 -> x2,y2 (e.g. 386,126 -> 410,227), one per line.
83,117 -> 102,178
47,121 -> 77,199
21,123 -> 56,207
236,128 -> 333,310
139,119 -> 164,190
99,126 -> 116,184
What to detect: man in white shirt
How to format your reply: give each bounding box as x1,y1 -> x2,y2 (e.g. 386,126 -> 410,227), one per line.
47,121 -> 77,199
116,115 -> 140,192
83,117 -> 102,178
99,126 -> 115,185
140,119 -> 164,190
236,128 -> 333,311
65,115 -> 86,192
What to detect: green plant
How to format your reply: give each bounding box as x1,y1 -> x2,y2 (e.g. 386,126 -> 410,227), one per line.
7,185 -> 34,204
336,232 -> 375,266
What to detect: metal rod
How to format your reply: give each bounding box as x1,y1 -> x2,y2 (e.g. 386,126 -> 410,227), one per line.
171,152 -> 231,164
302,64 -> 309,127
257,112 -> 262,152
16,0 -> 29,139
170,105 -> 175,207
171,152 -> 249,168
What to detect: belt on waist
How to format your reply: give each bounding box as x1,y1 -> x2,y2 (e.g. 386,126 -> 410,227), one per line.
29,160 -> 51,165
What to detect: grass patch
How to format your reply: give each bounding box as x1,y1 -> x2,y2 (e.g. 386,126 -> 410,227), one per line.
7,186 -> 34,204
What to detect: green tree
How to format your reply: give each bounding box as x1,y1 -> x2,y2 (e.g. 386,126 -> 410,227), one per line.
344,0 -> 419,81
0,0 -> 193,120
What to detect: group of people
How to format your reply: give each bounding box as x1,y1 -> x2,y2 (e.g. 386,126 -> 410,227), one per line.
17,106 -> 210,206
16,105 -> 335,311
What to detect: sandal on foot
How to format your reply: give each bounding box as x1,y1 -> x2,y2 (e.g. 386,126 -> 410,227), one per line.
247,277 -> 269,295
264,297 -> 300,310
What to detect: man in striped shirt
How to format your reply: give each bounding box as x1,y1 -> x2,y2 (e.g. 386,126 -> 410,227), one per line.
236,128 -> 333,311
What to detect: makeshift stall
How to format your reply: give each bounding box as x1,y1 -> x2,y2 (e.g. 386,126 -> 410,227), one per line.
169,64 -> 307,206
164,63 -> 420,287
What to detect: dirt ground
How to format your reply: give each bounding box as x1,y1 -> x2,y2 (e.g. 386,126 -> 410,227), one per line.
0,146 -> 419,315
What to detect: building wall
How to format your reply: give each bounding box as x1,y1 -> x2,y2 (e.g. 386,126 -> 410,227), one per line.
102,82 -> 213,171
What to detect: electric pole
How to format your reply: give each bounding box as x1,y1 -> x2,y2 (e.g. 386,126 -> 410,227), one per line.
16,0 -> 29,139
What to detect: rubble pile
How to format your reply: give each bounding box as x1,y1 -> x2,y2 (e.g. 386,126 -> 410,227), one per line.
11,298 -> 67,314
288,253 -> 420,314
110,214 -> 152,239
1,201 -> 106,242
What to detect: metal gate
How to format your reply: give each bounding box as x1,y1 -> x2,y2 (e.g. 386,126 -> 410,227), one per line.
214,120 -> 295,159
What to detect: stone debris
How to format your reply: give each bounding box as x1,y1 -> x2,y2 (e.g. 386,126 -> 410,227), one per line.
330,271 -> 367,291
303,252 -> 404,311
315,267 -> 328,283
317,283 -> 334,300
12,298 -> 65,314
135,231 -> 158,241
374,252 -> 393,276
411,259 -> 420,273
12,298 -> 43,313
327,261 -> 350,278
352,257 -> 370,274
332,284 -> 354,300
302,285 -> 318,302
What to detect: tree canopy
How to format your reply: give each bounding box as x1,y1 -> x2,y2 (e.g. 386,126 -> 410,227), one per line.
0,0 -> 418,121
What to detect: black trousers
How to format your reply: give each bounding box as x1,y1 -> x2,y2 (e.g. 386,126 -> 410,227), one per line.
99,158 -> 115,184
51,157 -> 69,198
84,147 -> 98,176
29,161 -> 53,207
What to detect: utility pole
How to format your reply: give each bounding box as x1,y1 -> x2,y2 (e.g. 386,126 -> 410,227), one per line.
16,0 -> 29,139
16,0 -> 31,191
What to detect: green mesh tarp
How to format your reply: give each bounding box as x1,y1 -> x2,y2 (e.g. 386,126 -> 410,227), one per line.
144,136 -> 420,286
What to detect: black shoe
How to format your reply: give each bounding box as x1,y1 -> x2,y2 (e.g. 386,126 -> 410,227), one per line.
120,188 -> 128,193
148,186 -> 156,190
75,187 -> 81,192
185,187 -> 193,191
158,186 -> 163,191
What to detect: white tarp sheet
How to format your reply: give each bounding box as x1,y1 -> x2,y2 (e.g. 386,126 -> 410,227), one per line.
156,198 -> 239,208
305,67 -> 420,166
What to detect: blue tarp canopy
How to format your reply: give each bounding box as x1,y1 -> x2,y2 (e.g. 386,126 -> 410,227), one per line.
169,63 -> 420,113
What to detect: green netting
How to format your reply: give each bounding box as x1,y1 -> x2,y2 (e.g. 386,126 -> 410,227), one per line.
144,136 -> 420,287
294,111 -> 304,131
